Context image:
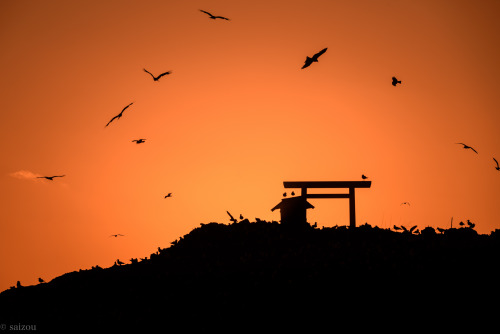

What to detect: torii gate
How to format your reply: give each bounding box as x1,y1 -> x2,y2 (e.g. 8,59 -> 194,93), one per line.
283,181 -> 372,228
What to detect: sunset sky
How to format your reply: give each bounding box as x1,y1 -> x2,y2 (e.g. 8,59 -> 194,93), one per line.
1,0 -> 499,292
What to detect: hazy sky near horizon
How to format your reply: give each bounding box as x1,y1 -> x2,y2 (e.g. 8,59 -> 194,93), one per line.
1,0 -> 500,292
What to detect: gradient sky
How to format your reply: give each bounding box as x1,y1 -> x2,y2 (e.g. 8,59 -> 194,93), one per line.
1,0 -> 499,292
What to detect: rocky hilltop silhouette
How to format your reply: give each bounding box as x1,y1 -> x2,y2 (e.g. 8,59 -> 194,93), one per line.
1,220 -> 499,332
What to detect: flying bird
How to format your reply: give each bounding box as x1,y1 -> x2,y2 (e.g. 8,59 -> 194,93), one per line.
226,211 -> 237,223
301,48 -> 328,69
143,69 -> 171,81
164,193 -> 172,198
110,234 -> 125,238
200,9 -> 230,20
105,102 -> 134,127
132,139 -> 146,144
456,143 -> 478,154
392,77 -> 402,86
37,175 -> 65,181
493,158 -> 500,171
401,202 -> 410,206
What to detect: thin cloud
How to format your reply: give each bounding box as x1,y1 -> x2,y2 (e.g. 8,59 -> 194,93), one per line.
9,170 -> 42,180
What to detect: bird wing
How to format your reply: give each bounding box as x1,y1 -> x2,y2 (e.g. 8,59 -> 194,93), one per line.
106,114 -> 119,127
200,9 -> 213,17
143,69 -> 155,78
156,71 -> 172,79
121,102 -> 134,113
215,16 -> 229,20
226,211 -> 235,220
53,175 -> 65,178
312,48 -> 327,60
471,147 -> 478,154
301,57 -> 313,69
494,158 -> 499,167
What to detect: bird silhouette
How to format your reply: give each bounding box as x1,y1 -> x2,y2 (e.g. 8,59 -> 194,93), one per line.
361,174 -> 368,179
110,234 -> 124,238
291,191 -> 295,196
301,48 -> 327,69
164,193 -> 172,198
283,192 -> 287,197
143,69 -> 171,81
493,158 -> 500,171
239,214 -> 244,220
116,259 -> 124,266
467,219 -> 475,228
132,139 -> 146,144
401,202 -> 410,206
226,211 -> 237,223
393,225 -> 402,231
105,102 -> 134,127
459,221 -> 465,227
456,143 -> 478,154
437,227 -> 446,233
37,175 -> 65,181
392,76 -> 402,86
200,9 -> 230,20
38,277 -> 45,283
16,281 -> 22,288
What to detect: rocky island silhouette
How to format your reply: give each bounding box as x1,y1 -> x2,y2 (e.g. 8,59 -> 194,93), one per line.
1,218 -> 499,332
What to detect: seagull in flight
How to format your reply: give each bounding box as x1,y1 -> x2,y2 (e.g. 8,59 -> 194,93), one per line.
401,202 -> 410,206
200,9 -> 230,20
105,102 -> 134,127
164,193 -> 172,198
143,69 -> 171,81
392,76 -> 402,86
301,48 -> 327,69
493,158 -> 500,171
37,175 -> 65,181
110,234 -> 125,238
456,143 -> 478,154
132,139 -> 146,144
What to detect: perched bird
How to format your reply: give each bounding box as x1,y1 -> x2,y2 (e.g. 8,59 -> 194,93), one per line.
456,143 -> 478,154
132,139 -> 146,144
105,102 -> 134,127
437,227 -> 446,234
291,191 -> 295,196
200,9 -> 230,20
301,48 -> 327,69
38,278 -> 45,283
143,69 -> 172,81
116,259 -> 124,266
459,221 -> 465,227
283,192 -> 287,197
37,175 -> 65,181
401,202 -> 410,206
467,220 -> 475,228
110,234 -> 124,238
164,193 -> 172,198
227,211 -> 237,223
392,76 -> 402,86
361,174 -> 368,179
239,214 -> 244,220
16,281 -> 22,288
493,158 -> 500,171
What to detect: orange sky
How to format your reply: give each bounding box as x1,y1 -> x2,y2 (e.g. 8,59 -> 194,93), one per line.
1,0 -> 500,292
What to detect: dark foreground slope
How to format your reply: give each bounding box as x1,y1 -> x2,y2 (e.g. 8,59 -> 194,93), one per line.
1,221 -> 499,332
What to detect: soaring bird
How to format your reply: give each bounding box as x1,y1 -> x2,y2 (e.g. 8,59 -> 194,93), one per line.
200,9 -> 230,20
143,69 -> 171,81
132,139 -> 146,144
392,76 -> 402,86
493,158 -> 500,171
401,202 -> 410,206
301,48 -> 328,69
456,143 -> 478,154
38,278 -> 45,283
37,175 -> 65,181
105,102 -> 134,127
226,211 -> 237,223
164,193 -> 172,198
361,174 -> 368,180
110,234 -> 125,238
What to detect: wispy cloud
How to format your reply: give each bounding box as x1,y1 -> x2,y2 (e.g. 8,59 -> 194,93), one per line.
9,170 -> 42,180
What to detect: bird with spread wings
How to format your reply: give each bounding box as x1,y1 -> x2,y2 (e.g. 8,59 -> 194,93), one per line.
105,102 -> 134,127
456,143 -> 478,154
200,9 -> 230,20
143,69 -> 171,81
493,158 -> 500,171
132,139 -> 146,144
37,175 -> 65,181
301,48 -> 328,69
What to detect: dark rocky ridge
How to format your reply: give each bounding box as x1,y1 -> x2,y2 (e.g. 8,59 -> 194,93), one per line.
1,220 -> 499,332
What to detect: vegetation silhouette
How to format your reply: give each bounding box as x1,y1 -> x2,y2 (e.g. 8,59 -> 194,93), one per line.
1,219 -> 499,331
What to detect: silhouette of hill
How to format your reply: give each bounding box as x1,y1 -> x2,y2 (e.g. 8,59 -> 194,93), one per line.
1,220 -> 499,332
